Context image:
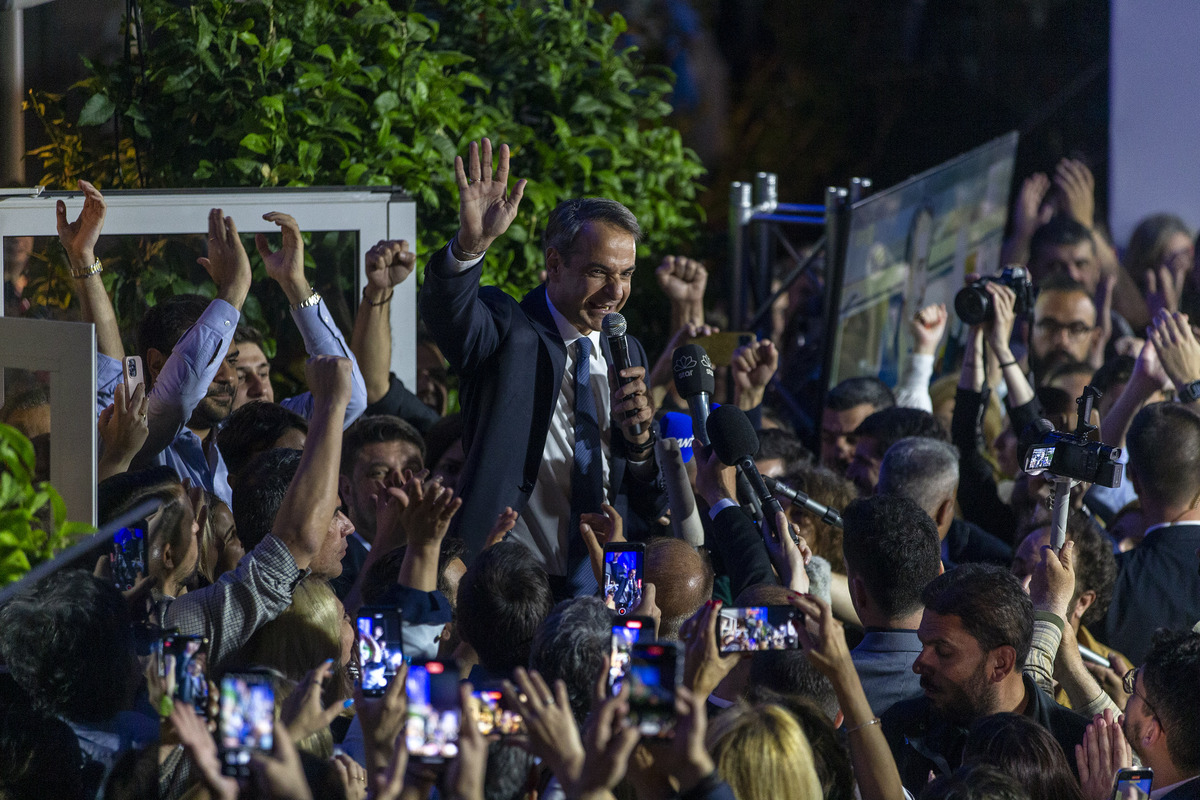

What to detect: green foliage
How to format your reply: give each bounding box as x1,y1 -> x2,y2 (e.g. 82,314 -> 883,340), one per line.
0,424 -> 94,586
30,0 -> 705,296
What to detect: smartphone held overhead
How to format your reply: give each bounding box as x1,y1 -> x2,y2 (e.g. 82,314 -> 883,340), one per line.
603,542 -> 644,617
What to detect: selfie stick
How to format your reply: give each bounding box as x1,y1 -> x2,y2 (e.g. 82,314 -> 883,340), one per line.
1049,476 -> 1073,552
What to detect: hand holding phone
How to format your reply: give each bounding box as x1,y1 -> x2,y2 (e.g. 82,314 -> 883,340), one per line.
627,642 -> 682,737
123,355 -> 145,395
603,542 -> 645,617
1112,768 -> 1152,800
609,616 -> 654,695
405,661 -> 461,762
161,633 -> 210,717
110,523 -> 148,591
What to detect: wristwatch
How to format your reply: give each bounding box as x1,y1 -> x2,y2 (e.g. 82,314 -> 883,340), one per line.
1179,379 -> 1200,404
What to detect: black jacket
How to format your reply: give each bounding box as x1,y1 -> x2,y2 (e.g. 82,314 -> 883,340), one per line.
881,673 -> 1089,794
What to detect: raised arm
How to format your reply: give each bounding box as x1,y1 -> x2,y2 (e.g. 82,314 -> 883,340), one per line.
731,338 -> 778,412
656,255 -> 708,331
999,173 -> 1051,268
351,240 -> 415,404
982,280 -> 1036,407
257,212 -> 367,427
57,180 -> 123,361
451,137 -> 527,259
1100,336 -> 1168,447
134,209 -> 250,461
271,355 -> 352,570
894,302 -> 947,412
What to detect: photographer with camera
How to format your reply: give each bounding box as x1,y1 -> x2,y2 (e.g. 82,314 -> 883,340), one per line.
951,275 -> 1046,543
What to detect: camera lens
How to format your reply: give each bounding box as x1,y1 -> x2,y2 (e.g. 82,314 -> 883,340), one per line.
954,284 -> 993,325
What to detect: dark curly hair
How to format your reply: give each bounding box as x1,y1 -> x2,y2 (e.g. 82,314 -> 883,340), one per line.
0,570 -> 134,723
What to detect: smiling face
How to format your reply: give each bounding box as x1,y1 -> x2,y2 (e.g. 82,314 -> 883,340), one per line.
545,221 -> 638,335
234,341 -> 274,409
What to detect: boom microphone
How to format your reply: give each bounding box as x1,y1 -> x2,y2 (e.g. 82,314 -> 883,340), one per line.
602,312 -> 644,436
762,476 -> 844,530
706,404 -> 785,526
671,343 -> 716,447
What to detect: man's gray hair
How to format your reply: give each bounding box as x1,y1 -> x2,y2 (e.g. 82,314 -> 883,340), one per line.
542,198 -> 640,256
877,436 -> 960,516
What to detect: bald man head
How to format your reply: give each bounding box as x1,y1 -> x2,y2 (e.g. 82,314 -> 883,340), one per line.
645,537 -> 714,639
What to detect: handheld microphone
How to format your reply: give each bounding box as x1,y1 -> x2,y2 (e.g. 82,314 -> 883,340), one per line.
706,405 -> 784,528
762,476 -> 843,530
602,312 -> 644,436
671,343 -> 716,447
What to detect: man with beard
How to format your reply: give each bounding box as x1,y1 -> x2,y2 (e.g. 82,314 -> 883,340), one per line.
123,209 -> 363,504
1120,630 -> 1200,800
1029,275 -> 1102,385
880,563 -> 1088,793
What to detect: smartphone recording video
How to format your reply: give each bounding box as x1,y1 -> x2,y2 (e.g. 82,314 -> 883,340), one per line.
161,633 -> 209,716
718,605 -> 803,653
603,543 -> 644,617
608,616 -> 652,695
1112,768 -> 1153,800
356,606 -> 404,697
405,661 -> 461,762
111,524 -> 147,592
470,687 -> 526,737
218,673 -> 275,777
627,642 -> 682,737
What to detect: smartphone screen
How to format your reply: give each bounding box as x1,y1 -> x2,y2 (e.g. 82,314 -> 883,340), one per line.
162,634 -> 209,716
470,686 -> 526,737
111,524 -> 147,591
608,616 -> 652,695
603,544 -> 644,617
405,661 -> 461,762
1113,769 -> 1153,800
717,605 -> 803,653
356,606 -> 404,697
627,642 -> 681,737
218,674 -> 275,777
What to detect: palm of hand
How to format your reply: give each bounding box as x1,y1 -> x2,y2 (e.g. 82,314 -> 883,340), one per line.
460,182 -> 520,243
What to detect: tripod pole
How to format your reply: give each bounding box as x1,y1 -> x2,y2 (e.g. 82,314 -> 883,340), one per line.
1050,475 -> 1073,551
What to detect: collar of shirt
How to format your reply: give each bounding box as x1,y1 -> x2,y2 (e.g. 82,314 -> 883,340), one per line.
1150,776 -> 1200,800
1142,520 -> 1200,538
545,293 -> 604,361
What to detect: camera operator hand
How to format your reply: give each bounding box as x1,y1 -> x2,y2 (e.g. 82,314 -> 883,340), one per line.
978,280 -> 1036,407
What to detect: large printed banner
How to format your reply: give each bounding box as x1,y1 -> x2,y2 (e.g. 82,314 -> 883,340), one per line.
830,132 -> 1018,388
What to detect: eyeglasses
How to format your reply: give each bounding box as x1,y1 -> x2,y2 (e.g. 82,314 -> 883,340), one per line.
1034,319 -> 1094,339
1123,667 -> 1158,718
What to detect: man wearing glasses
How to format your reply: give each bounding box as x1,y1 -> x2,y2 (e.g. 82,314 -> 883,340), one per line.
1121,631 -> 1200,800
1029,274 -> 1104,382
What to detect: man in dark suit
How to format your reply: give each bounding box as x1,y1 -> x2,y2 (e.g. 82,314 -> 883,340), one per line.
1106,402 -> 1200,664
419,139 -> 665,597
1122,630 -> 1200,800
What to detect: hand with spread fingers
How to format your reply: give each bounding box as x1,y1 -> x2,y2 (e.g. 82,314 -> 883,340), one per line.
503,667 -> 585,789
281,659 -> 351,743
454,138 -> 527,256
1149,311 -> 1200,398
573,685 -> 641,800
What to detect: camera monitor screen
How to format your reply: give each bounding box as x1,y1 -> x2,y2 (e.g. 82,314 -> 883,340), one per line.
829,132 -> 1018,388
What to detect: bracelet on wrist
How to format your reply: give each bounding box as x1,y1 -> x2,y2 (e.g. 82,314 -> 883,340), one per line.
451,236 -> 485,260
998,359 -> 1019,369
291,288 -> 322,311
70,257 -> 103,279
366,287 -> 394,307
845,717 -> 881,733
625,429 -> 657,456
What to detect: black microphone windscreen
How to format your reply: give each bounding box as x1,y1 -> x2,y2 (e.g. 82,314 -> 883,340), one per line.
672,344 -> 715,398
601,312 -> 627,338
706,404 -> 760,466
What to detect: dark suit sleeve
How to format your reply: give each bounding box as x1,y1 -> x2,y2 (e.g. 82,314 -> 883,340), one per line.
418,246 -> 509,376
952,386 -> 1017,543
363,373 -> 441,435
708,505 -> 777,601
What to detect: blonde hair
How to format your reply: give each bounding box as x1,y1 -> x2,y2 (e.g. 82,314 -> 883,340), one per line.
706,703 -> 823,800
242,577 -> 353,706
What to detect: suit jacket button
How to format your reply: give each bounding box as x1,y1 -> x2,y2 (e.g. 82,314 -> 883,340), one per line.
519,481 -> 534,494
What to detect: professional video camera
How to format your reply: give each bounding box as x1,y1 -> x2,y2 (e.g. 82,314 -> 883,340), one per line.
1021,385 -> 1122,549
954,265 -> 1037,325
1021,386 -> 1123,488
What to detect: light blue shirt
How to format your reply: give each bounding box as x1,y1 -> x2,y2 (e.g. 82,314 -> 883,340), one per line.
97,297 -> 367,505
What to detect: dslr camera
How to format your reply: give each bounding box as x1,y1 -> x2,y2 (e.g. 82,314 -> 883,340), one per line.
1022,386 -> 1123,488
954,266 -> 1037,325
